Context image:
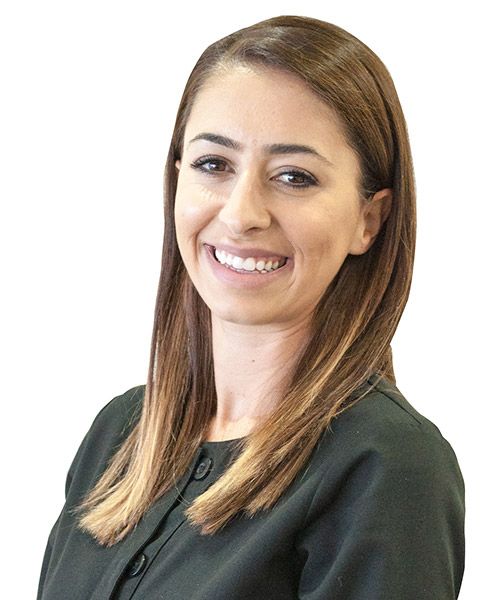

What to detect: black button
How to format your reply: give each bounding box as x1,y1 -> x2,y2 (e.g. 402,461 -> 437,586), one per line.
193,456 -> 213,480
127,553 -> 147,577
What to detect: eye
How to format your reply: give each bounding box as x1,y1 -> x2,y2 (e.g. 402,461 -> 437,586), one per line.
276,170 -> 317,189
190,155 -> 228,174
189,155 -> 318,189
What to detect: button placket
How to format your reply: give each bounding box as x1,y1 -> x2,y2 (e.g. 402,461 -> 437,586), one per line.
90,447 -> 206,600
107,444 -> 240,599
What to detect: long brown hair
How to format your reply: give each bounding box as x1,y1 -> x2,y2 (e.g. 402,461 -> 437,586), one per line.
72,14 -> 416,546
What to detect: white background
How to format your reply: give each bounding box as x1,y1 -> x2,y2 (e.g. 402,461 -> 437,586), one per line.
1,1 -> 498,597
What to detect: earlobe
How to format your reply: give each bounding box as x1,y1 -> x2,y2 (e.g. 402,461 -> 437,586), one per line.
349,188 -> 393,255
175,159 -> 181,171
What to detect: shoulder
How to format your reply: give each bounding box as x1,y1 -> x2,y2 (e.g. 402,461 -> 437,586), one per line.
326,374 -> 459,458
307,375 -> 464,505
64,384 -> 146,500
80,383 -> 146,461
88,383 -> 146,438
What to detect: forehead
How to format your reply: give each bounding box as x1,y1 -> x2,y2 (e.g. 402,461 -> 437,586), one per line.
183,66 -> 351,157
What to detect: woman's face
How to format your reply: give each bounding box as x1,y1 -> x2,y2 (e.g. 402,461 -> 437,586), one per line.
174,66 -> 380,328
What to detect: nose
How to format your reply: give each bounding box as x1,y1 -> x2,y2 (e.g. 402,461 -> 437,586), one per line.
217,169 -> 271,235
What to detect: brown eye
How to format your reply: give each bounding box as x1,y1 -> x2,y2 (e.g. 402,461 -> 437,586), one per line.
275,170 -> 317,188
190,156 -> 228,173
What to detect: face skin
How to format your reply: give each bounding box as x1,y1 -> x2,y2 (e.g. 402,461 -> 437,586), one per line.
173,65 -> 392,438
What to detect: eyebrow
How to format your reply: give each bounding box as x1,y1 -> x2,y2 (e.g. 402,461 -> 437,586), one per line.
188,132 -> 335,168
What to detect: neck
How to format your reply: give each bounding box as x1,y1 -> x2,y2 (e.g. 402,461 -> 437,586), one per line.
207,313 -> 311,439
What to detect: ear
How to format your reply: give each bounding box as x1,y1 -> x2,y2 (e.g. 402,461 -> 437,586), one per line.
175,159 -> 181,171
348,188 -> 393,255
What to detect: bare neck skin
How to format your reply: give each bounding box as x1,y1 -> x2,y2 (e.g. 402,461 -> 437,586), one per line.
206,314 -> 311,441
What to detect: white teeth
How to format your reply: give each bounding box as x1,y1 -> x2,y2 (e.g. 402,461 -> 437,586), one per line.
214,248 -> 285,272
242,257 -> 256,271
232,256 -> 245,269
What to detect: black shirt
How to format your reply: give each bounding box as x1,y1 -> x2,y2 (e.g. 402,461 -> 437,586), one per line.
37,375 -> 465,599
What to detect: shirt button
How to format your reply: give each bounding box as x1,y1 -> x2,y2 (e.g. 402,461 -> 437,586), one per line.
127,553 -> 147,577
193,456 -> 213,480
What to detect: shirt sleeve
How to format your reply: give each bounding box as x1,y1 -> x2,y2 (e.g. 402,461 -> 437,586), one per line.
36,394 -> 117,599
36,465 -> 74,599
295,423 -> 465,600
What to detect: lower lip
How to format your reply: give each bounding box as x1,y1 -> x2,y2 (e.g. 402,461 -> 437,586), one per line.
203,244 -> 292,289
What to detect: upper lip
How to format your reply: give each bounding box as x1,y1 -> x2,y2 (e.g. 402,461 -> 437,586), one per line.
205,243 -> 288,259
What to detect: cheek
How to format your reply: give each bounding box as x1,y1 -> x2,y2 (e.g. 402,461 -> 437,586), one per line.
289,208 -> 346,250
290,204 -> 359,267
174,185 -> 217,236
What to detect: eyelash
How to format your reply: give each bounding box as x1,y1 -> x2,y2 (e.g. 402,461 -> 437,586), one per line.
189,155 -> 318,189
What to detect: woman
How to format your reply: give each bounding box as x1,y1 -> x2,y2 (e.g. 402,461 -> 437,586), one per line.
37,15 -> 465,600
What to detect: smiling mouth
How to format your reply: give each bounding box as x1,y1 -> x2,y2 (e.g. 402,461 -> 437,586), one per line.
207,244 -> 288,275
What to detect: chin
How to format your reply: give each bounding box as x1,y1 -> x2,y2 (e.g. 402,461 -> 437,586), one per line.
210,306 -> 276,327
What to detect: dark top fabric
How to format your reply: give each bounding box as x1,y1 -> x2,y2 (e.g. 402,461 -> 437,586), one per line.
37,375 -> 465,599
